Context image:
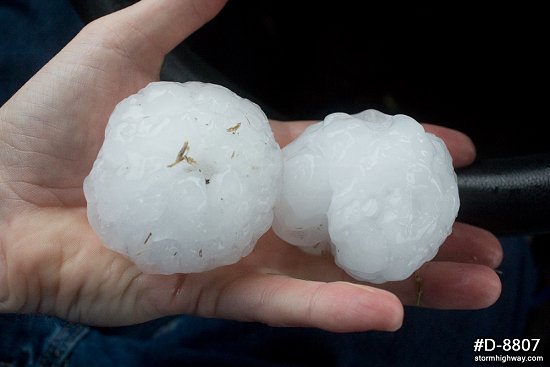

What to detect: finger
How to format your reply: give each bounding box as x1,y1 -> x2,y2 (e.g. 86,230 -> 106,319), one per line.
270,119 -> 317,148
260,236 -> 502,310
271,120 -> 476,168
198,275 -> 404,333
422,123 -> 476,168
379,262 -> 501,309
112,0 -> 227,55
256,232 -> 501,310
84,0 -> 226,71
434,222 -> 503,268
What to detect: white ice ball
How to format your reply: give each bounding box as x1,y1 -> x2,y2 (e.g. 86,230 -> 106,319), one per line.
273,109 -> 459,283
84,81 -> 282,274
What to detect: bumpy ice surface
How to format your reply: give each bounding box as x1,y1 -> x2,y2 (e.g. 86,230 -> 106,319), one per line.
84,81 -> 282,274
273,110 -> 459,283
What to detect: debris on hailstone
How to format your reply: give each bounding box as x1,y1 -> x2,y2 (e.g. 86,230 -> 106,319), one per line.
84,81 -> 282,274
84,82 -> 458,283
272,110 -> 459,283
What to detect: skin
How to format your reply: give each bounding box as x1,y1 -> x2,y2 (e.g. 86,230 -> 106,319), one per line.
0,0 -> 502,333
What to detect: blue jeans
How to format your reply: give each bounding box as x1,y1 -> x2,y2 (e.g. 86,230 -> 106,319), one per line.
0,0 -> 82,105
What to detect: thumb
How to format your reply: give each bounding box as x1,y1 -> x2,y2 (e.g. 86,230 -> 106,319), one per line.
91,0 -> 227,57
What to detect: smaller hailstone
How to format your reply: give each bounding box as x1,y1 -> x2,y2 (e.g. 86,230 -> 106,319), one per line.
84,81 -> 282,274
273,109 -> 459,283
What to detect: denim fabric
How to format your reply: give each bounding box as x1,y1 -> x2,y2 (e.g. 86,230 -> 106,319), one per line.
0,0 -> 83,106
0,315 -> 88,367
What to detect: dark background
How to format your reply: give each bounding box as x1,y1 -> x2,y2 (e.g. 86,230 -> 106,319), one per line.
182,1 -> 548,159
183,2 -> 548,349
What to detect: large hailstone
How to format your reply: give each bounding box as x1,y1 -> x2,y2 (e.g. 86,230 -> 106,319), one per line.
273,110 -> 459,283
84,81 -> 282,274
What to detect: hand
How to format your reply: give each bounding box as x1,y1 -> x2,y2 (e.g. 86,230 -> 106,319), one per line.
0,0 -> 501,332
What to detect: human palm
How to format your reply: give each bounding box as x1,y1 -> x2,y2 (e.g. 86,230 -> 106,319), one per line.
0,0 -> 502,332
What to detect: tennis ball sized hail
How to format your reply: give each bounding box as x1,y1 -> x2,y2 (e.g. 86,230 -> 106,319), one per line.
272,110 -> 459,283
84,81 -> 282,274
84,81 -> 458,282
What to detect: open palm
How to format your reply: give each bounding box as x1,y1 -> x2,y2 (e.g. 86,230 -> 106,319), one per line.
0,0 -> 502,332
